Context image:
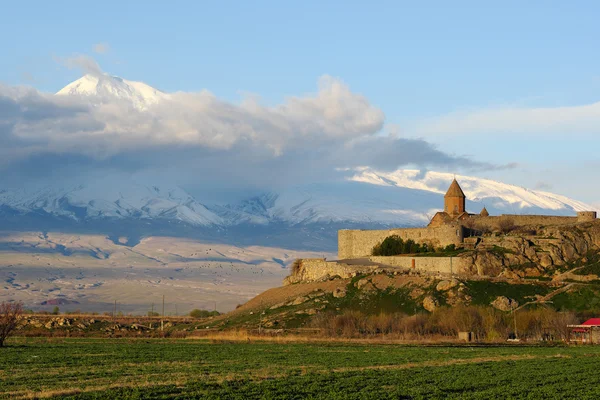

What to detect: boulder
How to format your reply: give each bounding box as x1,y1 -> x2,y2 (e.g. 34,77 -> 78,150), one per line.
356,279 -> 370,290
436,279 -> 459,292
296,308 -> 318,315
490,296 -> 518,312
270,302 -> 286,310
539,253 -> 554,268
333,288 -> 347,298
290,296 -> 308,306
356,279 -> 376,292
422,296 -> 438,312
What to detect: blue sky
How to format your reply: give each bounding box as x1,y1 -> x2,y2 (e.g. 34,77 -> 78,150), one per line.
1,1 -> 599,203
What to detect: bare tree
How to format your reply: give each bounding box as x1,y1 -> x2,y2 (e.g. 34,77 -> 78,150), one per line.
497,217 -> 516,234
0,302 -> 23,347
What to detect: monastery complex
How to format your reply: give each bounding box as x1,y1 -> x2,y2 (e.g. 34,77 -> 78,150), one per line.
338,179 -> 597,260
286,179 -> 598,285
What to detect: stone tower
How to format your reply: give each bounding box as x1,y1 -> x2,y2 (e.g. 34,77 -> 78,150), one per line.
444,179 -> 466,216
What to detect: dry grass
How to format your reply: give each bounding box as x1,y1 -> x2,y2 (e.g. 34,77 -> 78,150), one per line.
188,329 -> 470,345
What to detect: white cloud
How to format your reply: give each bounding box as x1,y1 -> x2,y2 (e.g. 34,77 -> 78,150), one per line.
0,69 -> 505,189
1,74 -> 385,159
55,54 -> 104,77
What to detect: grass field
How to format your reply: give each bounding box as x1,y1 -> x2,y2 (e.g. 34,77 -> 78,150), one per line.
2,338 -> 600,399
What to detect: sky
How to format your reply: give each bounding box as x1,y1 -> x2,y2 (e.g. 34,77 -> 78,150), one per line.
1,1 -> 599,205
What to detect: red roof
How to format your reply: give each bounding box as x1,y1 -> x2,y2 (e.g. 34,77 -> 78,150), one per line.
582,318 -> 600,326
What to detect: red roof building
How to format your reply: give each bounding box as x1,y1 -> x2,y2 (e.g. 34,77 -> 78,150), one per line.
568,318 -> 600,344
581,318 -> 600,326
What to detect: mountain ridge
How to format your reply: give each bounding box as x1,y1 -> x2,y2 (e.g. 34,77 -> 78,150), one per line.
0,170 -> 592,235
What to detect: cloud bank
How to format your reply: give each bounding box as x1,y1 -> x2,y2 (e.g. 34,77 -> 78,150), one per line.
0,62 -> 504,191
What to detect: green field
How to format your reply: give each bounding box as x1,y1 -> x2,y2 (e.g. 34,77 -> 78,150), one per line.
2,338 -> 600,399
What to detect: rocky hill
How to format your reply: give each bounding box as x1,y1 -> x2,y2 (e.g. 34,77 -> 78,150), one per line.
204,221 -> 600,331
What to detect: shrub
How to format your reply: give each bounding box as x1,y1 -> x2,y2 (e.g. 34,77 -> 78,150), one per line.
1,302 -> 23,347
52,306 -> 60,315
147,311 -> 160,317
190,309 -> 220,319
372,235 -> 428,256
474,223 -> 492,235
462,218 -> 477,229
291,259 -> 302,275
308,306 -> 574,341
442,244 -> 456,252
497,217 -> 516,234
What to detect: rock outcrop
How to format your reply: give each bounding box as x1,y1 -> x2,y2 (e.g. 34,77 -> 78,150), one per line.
285,222 -> 600,284
490,296 -> 518,311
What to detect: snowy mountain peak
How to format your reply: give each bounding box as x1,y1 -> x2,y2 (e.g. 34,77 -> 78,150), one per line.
350,169 -> 593,213
56,74 -> 168,110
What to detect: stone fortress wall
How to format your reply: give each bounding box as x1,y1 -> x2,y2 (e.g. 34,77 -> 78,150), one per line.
338,224 -> 463,260
469,212 -> 597,228
369,256 -> 466,274
285,256 -> 467,284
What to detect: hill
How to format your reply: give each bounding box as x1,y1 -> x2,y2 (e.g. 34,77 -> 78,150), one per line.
206,221 -> 600,331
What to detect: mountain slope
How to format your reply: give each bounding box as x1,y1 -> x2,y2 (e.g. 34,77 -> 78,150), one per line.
0,169 -> 592,233
350,169 -> 591,213
0,174 -> 222,227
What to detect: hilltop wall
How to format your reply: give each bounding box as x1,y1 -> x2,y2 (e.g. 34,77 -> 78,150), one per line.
284,256 -> 470,285
284,258 -> 379,284
369,256 -> 467,275
469,212 -> 596,229
338,225 -> 463,259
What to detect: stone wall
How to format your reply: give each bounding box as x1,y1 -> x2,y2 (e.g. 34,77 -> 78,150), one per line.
470,213 -> 596,229
285,256 -> 470,284
284,258 -> 380,285
369,256 -> 467,275
578,211 -> 597,222
338,225 -> 463,259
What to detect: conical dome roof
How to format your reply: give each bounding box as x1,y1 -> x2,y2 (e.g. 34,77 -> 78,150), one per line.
480,207 -> 489,217
444,179 -> 465,198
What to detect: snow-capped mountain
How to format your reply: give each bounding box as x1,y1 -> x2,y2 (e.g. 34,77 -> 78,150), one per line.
0,174 -> 221,227
1,169 -> 590,229
217,170 -> 592,227
349,169 -> 592,214
0,168 -> 594,250
56,74 -> 168,110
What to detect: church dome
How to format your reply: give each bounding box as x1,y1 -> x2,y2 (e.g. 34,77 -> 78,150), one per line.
445,179 -> 465,198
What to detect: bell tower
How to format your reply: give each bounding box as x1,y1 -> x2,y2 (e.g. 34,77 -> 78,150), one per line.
444,179 -> 466,216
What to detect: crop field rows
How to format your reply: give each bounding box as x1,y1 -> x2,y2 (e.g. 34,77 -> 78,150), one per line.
2,338 -> 600,399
